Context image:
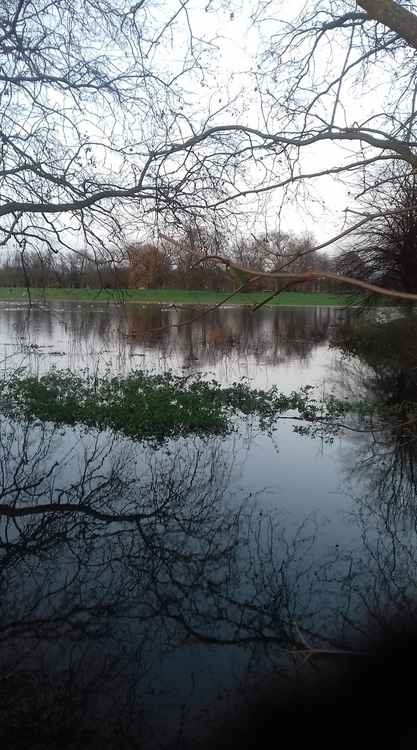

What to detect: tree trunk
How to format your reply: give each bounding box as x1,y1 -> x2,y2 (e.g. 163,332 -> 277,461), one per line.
358,0 -> 417,51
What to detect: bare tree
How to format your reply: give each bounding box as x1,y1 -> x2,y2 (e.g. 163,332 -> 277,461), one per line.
197,0 -> 417,300
4,0 -> 417,300
337,166 -> 417,300
246,0 -> 417,239
0,1 -> 243,267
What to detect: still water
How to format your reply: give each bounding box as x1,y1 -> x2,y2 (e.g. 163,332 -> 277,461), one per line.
0,302 -> 414,747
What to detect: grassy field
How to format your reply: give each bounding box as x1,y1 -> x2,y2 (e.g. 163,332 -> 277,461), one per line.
0,287 -> 355,306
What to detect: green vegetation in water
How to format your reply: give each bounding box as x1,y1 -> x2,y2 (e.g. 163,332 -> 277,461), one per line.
1,367 -> 401,442
1,369 -> 320,441
0,287 -> 355,307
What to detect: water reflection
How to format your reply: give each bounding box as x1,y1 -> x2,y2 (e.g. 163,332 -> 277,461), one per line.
3,406 -> 417,746
332,315 -> 417,521
2,304 -> 417,745
2,411 -> 411,747
0,302 -> 339,387
0,419 -> 329,747
126,305 -> 334,366
329,465 -> 417,648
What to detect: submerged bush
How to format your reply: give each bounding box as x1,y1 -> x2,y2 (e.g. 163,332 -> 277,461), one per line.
2,367 -> 389,443
0,368 -> 318,441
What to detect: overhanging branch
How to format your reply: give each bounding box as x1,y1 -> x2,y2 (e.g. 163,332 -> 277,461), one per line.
199,255 -> 417,302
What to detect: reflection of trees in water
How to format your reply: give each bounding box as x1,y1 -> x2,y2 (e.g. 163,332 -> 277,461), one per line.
127,305 -> 336,369
328,475 -> 417,649
1,303 -> 129,374
2,416 -> 417,744
4,310 -> 417,744
0,419 -> 330,747
1,302 -> 338,375
331,315 -> 417,520
0,303 -> 342,384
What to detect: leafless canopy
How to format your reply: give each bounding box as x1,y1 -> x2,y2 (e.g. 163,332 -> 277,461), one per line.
0,0 -> 241,262
2,0 -> 417,291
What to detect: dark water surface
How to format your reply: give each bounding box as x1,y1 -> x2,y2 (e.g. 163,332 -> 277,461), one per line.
0,302 -> 414,748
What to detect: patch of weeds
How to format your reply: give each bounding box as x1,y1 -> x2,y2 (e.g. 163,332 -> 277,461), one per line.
0,369 -> 319,441
0,368 -> 388,443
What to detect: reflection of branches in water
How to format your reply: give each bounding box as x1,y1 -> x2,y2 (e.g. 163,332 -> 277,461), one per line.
0,421 -> 247,746
0,419 -> 326,654
325,483 -> 417,654
3,415 -> 417,745
341,415 -> 417,524
1,302 -> 128,375
331,316 -> 417,521
0,417 -> 361,746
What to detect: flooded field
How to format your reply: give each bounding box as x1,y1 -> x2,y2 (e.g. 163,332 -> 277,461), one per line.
0,301 -> 414,747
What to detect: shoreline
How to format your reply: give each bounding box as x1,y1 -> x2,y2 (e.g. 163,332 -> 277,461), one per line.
0,288 -> 358,308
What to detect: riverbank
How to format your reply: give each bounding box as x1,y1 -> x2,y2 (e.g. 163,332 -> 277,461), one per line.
0,287 -> 356,306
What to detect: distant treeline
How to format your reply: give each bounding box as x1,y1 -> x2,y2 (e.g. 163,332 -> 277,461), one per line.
1,251 -> 128,290
1,229 -> 341,293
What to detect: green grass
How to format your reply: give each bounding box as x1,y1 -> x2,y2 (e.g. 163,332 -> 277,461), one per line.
0,287 -> 354,306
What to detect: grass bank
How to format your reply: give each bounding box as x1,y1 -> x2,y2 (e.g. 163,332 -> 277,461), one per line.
0,287 -> 354,306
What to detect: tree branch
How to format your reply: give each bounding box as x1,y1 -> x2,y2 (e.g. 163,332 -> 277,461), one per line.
199,255 -> 417,302
358,0 -> 417,51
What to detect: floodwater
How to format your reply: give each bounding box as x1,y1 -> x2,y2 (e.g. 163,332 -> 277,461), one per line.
0,301 -> 415,748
